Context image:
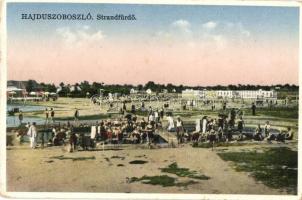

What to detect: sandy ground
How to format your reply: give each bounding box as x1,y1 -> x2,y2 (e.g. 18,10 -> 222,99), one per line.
7,98 -> 297,194
6,144 -> 289,194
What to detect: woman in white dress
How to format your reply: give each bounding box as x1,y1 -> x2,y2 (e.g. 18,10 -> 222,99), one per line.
28,122 -> 37,149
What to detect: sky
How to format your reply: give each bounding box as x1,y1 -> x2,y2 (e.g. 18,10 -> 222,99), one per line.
7,3 -> 300,86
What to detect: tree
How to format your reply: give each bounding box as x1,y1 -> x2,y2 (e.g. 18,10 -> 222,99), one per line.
26,80 -> 35,92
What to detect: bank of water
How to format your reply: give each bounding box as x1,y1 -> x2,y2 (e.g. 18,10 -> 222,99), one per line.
7,104 -> 46,127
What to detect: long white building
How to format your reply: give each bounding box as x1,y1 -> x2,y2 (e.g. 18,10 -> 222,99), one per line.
182,89 -> 277,100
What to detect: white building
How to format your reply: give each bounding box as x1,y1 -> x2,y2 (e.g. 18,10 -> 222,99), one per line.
182,89 -> 205,99
237,89 -> 277,99
130,88 -> 138,94
182,89 -> 277,100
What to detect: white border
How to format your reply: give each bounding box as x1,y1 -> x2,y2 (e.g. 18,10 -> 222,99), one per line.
0,0 -> 301,199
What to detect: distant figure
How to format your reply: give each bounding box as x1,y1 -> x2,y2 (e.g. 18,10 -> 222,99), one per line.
254,124 -> 263,141
90,125 -> 97,148
230,108 -> 236,128
45,108 -> 49,124
201,116 -> 207,134
195,118 -> 201,133
251,103 -> 256,116
223,102 -> 227,110
131,104 -> 136,114
141,101 -> 145,111
27,122 -> 38,149
264,121 -> 271,137
237,117 -> 244,134
123,102 -> 127,111
154,110 -> 159,123
148,106 -> 153,115
18,111 -> 23,126
285,127 -> 294,140
74,108 -> 79,122
176,117 -> 183,144
50,108 -> 55,123
167,115 -> 174,132
69,132 -> 78,152
159,108 -> 164,119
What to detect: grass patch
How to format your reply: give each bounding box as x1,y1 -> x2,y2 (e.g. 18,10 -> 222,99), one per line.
50,155 -> 96,161
243,106 -> 298,119
117,164 -> 124,167
217,147 -> 297,194
111,156 -> 125,160
161,162 -> 210,180
129,175 -> 197,187
129,160 -> 148,164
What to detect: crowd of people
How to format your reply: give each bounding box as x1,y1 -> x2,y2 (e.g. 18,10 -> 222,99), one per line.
20,111 -> 165,150
166,108 -> 294,145
16,101 -> 295,151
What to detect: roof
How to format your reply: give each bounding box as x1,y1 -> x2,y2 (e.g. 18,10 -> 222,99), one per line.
7,86 -> 25,92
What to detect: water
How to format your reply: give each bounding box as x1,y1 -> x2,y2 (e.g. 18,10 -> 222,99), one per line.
6,104 -> 46,127
7,104 -> 45,112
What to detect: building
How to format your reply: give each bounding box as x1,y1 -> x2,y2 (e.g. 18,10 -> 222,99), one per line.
181,89 -> 205,99
182,89 -> 277,100
7,86 -> 27,97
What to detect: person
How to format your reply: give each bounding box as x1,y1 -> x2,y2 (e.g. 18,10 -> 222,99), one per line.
131,104 -> 136,114
254,124 -> 263,141
90,125 -> 97,148
237,117 -> 245,140
141,101 -> 145,111
167,115 -> 174,132
148,112 -> 154,123
209,128 -> 216,150
264,121 -> 271,137
123,101 -> 127,111
45,108 -> 49,124
223,102 -> 227,110
276,129 -> 286,143
251,103 -> 256,116
18,111 -> 23,126
201,116 -> 207,134
217,126 -> 224,142
154,110 -> 159,123
237,108 -> 243,118
285,127 -> 294,140
140,118 -> 147,130
74,108 -> 79,122
226,126 -> 233,142
176,117 -> 183,144
195,118 -> 201,133
148,106 -> 153,116
50,108 -> 55,123
159,108 -> 164,119
230,108 -> 236,128
27,122 -> 38,149
218,115 -> 224,129
69,132 -> 78,152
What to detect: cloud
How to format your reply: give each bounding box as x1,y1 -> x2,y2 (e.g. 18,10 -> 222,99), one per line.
154,19 -> 251,50
202,21 -> 217,30
171,19 -> 191,34
56,26 -> 105,48
200,21 -> 251,49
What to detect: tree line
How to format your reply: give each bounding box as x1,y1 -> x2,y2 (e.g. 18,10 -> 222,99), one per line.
23,80 -> 299,98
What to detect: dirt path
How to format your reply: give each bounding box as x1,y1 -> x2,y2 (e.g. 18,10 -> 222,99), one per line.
6,145 -> 287,194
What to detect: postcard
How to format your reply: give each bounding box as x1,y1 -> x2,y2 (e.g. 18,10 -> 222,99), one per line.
0,0 -> 301,199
